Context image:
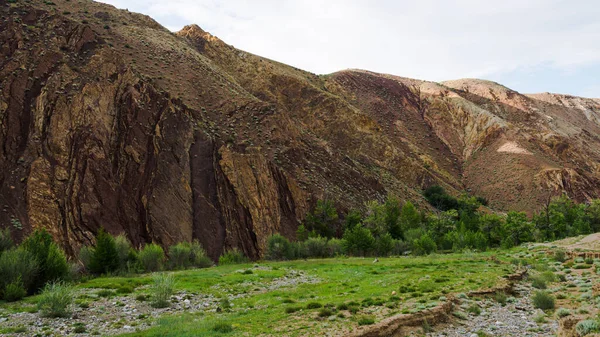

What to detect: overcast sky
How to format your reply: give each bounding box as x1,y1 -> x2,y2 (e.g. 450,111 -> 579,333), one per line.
99,0 -> 600,98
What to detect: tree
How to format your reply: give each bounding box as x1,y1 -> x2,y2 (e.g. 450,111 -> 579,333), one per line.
479,213 -> 504,246
344,209 -> 362,231
502,211 -> 534,247
399,201 -> 421,232
343,225 -> 375,256
296,224 -> 308,242
384,195 -> 402,239
89,228 -> 119,275
363,200 -> 387,237
304,200 -> 339,239
413,233 -> 437,255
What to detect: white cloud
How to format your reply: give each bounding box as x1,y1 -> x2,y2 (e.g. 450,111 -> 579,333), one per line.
99,0 -> 600,94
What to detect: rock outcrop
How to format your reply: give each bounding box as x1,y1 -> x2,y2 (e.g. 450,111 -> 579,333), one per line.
2,0 -> 600,258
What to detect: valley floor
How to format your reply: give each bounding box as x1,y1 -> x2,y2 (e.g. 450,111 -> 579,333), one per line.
0,246 -> 596,336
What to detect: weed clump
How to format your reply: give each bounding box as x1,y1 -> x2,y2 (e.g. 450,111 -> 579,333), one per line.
576,319 -> 600,336
150,273 -> 175,308
306,302 -> 323,309
37,282 -> 73,318
357,315 -> 375,326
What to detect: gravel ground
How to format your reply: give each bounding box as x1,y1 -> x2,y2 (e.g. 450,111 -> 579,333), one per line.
427,283 -> 558,337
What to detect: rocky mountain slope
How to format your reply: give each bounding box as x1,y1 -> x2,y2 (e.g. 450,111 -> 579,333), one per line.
1,0 -> 600,258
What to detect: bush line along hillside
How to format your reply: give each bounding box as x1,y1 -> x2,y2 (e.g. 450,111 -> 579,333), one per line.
267,186 -> 600,260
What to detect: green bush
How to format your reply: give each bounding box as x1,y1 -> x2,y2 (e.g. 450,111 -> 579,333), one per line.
532,291 -> 555,310
413,233 -> 437,255
0,247 -> 39,296
530,276 -> 547,289
37,282 -> 73,318
78,245 -> 94,272
576,319 -> 600,336
114,234 -> 133,270
218,248 -> 249,265
89,229 -> 119,275
0,228 -> 13,254
150,273 -> 175,308
343,225 -> 375,256
304,236 -> 329,258
306,302 -> 323,309
318,308 -> 333,317
553,250 -> 567,262
357,315 -> 375,325
22,229 -> 69,291
326,238 -> 345,257
555,308 -> 570,318
169,242 -> 193,269
189,241 -> 212,268
467,304 -> 481,315
139,243 -> 166,272
494,291 -> 507,305
3,277 -> 27,302
265,234 -> 292,260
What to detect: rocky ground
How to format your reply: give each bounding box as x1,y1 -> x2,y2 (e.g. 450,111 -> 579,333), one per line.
426,282 -> 557,337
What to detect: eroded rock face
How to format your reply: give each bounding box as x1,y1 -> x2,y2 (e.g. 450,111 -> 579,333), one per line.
3,1 -> 600,258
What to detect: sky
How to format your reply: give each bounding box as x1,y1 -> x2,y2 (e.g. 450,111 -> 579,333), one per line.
99,0 -> 600,98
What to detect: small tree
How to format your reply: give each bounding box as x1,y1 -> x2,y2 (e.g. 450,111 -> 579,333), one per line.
296,225 -> 308,242
304,200 -> 339,239
375,233 -> 394,256
89,229 -> 119,275
343,225 -> 375,256
0,228 -> 13,254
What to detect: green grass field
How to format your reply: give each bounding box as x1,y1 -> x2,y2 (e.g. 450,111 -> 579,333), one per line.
90,252 -> 516,337
0,250 -> 526,337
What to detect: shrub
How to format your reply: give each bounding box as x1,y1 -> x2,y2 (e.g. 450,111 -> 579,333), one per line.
576,319 -> 600,336
3,277 -> 27,302
169,242 -> 193,269
532,291 -> 555,310
265,234 -> 292,260
304,236 -> 329,258
218,248 -> 249,265
114,234 -> 133,270
89,229 -> 119,275
553,250 -> 567,262
0,247 -> 39,295
343,225 -> 375,256
318,307 -> 333,317
138,244 -> 166,272
22,229 -> 69,291
150,273 -> 175,308
306,302 -> 323,309
556,308 -> 571,318
37,282 -> 73,318
357,315 -> 375,326
413,233 -> 437,255
189,241 -> 212,268
494,291 -> 507,305
327,238 -> 345,257
467,304 -> 481,315
0,228 -> 13,254
285,306 -> 301,314
78,245 -> 94,272
530,276 -> 547,289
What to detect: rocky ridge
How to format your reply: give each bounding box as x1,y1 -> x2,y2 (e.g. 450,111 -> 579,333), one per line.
1,0 -> 600,257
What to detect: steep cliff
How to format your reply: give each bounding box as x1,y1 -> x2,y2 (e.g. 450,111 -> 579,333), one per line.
2,0 -> 600,258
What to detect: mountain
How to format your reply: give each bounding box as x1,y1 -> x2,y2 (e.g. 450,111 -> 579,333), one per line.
2,0 -> 600,258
